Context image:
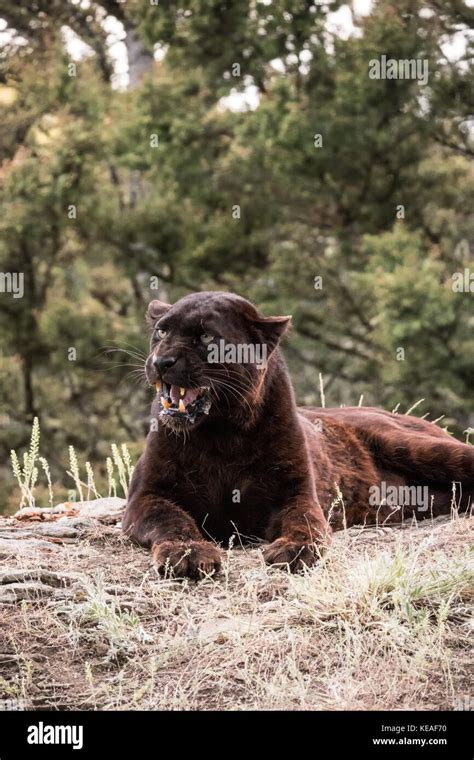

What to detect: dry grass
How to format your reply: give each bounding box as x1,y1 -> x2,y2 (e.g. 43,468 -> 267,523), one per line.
0,514 -> 472,711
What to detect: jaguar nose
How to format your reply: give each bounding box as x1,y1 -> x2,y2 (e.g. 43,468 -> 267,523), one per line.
153,356 -> 177,377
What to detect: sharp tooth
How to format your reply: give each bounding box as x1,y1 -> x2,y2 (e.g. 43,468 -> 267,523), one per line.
180,387 -> 185,396
155,382 -> 161,393
178,399 -> 186,413
161,397 -> 170,409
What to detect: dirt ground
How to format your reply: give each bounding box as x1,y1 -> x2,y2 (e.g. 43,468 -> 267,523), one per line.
0,498 -> 472,711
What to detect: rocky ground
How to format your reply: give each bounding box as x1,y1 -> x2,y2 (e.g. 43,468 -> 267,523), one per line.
0,499 -> 472,710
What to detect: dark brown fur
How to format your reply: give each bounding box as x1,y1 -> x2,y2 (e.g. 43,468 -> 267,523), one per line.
123,292 -> 474,577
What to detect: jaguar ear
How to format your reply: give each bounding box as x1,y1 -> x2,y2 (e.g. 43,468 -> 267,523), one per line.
146,299 -> 171,327
249,314 -> 292,352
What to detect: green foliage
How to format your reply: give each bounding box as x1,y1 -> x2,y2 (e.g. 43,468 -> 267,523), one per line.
0,0 -> 473,510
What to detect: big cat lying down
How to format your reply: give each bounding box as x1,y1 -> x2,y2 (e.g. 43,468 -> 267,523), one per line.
123,292 -> 473,578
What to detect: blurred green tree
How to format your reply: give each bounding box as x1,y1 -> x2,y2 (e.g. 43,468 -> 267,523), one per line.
0,0 -> 472,510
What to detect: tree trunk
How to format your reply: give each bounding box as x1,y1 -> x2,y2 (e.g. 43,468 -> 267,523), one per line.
22,354 -> 36,422
124,27 -> 154,89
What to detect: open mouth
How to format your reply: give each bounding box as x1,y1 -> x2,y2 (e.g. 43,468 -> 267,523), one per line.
156,382 -> 212,423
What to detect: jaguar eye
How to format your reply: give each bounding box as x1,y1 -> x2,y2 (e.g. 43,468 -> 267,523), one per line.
156,328 -> 167,339
200,333 -> 214,345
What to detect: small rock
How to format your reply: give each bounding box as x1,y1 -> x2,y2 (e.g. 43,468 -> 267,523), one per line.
14,497 -> 126,525
0,582 -> 56,603
0,537 -> 59,557
0,569 -> 82,587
